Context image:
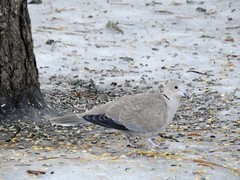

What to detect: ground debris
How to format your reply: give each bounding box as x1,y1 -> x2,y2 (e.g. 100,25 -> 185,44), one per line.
26,169 -> 46,175
106,21 -> 124,34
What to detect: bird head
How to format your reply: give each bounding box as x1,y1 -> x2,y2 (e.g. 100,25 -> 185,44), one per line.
163,80 -> 189,99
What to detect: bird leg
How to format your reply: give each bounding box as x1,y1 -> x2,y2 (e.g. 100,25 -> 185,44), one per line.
148,138 -> 168,149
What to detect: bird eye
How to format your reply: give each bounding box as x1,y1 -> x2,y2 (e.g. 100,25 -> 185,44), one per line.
174,86 -> 178,89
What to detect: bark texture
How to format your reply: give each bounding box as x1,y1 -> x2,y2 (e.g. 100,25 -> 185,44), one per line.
0,0 -> 48,121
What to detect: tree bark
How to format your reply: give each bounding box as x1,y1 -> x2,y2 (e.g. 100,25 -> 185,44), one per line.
0,0 -> 49,122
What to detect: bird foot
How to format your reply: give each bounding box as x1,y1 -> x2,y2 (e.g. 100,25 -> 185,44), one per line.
148,138 -> 169,149
124,135 -> 141,148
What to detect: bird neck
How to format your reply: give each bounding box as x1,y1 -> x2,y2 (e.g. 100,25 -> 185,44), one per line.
163,92 -> 180,106
162,92 -> 180,122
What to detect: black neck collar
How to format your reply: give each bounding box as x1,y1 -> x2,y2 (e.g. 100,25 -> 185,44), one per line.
163,94 -> 170,101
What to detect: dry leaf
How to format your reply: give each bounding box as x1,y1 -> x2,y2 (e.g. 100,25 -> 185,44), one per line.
225,36 -> 234,42
187,132 -> 202,136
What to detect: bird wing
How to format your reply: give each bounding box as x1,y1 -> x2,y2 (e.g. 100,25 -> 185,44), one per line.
82,114 -> 128,130
106,93 -> 169,133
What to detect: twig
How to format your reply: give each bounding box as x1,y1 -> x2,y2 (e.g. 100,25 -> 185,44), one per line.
200,35 -> 215,39
226,26 -> 240,30
37,156 -> 60,161
5,125 -> 21,142
187,70 -> 213,76
159,134 -> 179,142
144,26 -> 149,34
154,10 -> 174,15
26,170 -> 46,175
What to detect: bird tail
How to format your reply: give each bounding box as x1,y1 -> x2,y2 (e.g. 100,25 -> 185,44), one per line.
49,114 -> 85,126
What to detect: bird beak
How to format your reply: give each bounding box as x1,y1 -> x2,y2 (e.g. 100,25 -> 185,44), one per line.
183,93 -> 190,99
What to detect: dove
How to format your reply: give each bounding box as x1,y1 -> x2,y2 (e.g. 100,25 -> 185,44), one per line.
50,79 -> 189,148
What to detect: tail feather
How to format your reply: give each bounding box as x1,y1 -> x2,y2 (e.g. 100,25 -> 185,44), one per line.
49,114 -> 85,126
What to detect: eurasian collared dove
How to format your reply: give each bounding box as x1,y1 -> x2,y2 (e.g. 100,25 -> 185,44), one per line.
50,79 -> 189,148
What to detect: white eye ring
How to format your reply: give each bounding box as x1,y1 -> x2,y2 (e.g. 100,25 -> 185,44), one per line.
174,86 -> 178,89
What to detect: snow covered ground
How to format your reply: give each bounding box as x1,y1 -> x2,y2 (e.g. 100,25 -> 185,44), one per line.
1,0 -> 239,179
32,0 -> 239,94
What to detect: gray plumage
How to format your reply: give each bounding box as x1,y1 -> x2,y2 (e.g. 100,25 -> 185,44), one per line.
50,79 -> 189,147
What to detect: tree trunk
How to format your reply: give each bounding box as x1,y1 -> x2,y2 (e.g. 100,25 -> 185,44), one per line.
0,0 -> 49,122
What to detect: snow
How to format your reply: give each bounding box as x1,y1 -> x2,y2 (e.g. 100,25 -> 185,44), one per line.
1,0 -> 239,179
1,147 -> 238,180
31,0 -> 239,94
